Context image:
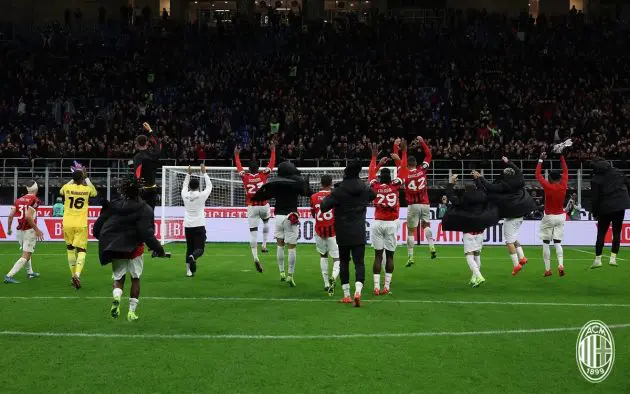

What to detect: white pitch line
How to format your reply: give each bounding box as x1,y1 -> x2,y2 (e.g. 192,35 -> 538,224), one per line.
0,296 -> 629,308
570,248 -> 626,261
1,324 -> 630,340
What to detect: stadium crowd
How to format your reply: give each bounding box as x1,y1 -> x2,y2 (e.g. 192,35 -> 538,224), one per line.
1,9 -> 630,168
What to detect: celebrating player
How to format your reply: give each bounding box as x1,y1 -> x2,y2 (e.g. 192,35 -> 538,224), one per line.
4,181 -> 43,284
59,165 -> 98,289
369,142 -> 407,296
235,142 -> 276,272
182,164 -> 212,277
253,162 -> 310,286
536,151 -> 568,277
443,174 -> 499,287
133,122 -> 162,209
310,174 -> 340,295
94,176 -> 168,322
474,157 -> 536,276
392,136 -> 435,265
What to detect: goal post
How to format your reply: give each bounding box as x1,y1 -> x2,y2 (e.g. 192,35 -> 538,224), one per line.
160,166 -> 398,244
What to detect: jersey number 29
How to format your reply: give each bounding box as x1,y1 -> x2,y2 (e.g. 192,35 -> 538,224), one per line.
376,193 -> 397,207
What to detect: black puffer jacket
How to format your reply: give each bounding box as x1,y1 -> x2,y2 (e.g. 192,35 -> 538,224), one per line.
321,176 -> 376,246
93,197 -> 164,264
442,184 -> 500,233
253,161 -> 310,215
590,161 -> 630,216
476,162 -> 537,219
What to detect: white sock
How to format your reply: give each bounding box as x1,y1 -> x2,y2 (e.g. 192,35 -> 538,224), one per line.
595,255 -> 602,263
510,253 -> 519,267
474,254 -> 481,269
262,222 -> 269,248
320,257 -> 329,286
466,254 -> 481,277
277,246 -> 285,273
373,274 -> 380,290
384,273 -> 393,289
7,257 -> 27,277
542,243 -> 551,271
516,246 -> 525,260
407,235 -> 415,256
250,231 -> 259,261
113,287 -> 123,300
342,283 -> 351,297
332,259 -> 340,280
186,263 -> 192,275
555,243 -> 564,267
354,281 -> 363,296
25,259 -> 34,275
610,252 -> 616,262
129,297 -> 139,312
288,248 -> 296,275
424,227 -> 434,249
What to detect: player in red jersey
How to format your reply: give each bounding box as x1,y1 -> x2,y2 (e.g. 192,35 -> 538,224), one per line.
4,180 -> 44,284
310,175 -> 340,295
235,143 -> 276,272
392,136 -> 436,265
369,141 -> 407,296
536,150 -> 569,277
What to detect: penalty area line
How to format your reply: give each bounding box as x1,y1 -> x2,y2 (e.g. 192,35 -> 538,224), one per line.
1,324 -> 630,340
0,296 -> 629,308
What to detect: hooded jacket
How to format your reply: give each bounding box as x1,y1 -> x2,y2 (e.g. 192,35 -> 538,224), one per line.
93,197 -> 164,265
442,184 -> 500,233
321,175 -> 376,246
590,160 -> 630,216
253,161 -> 310,215
475,161 -> 537,219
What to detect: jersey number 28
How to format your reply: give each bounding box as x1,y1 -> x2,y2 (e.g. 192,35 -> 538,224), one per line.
314,204 -> 333,221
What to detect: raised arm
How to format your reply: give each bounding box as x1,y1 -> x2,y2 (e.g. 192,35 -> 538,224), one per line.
234,147 -> 244,174
85,177 -> 98,197
560,155 -> 568,186
419,137 -> 432,168
201,173 -> 213,199
397,140 -> 408,180
142,122 -> 162,160
181,167 -> 191,199
535,153 -> 550,189
368,145 -> 378,182
265,145 -> 276,172
445,182 -> 460,206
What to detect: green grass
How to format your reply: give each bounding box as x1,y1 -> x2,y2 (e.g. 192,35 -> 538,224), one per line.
0,242 -> 629,393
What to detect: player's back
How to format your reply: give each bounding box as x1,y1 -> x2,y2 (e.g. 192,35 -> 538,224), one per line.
14,194 -> 40,230
404,167 -> 429,205
311,190 -> 335,237
60,181 -> 97,227
371,181 -> 402,221
242,171 -> 270,206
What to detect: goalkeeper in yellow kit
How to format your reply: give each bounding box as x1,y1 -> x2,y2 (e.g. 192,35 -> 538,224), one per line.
59,163 -> 97,289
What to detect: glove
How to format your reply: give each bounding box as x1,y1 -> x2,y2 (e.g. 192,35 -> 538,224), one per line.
288,212 -> 300,225
552,139 -> 573,154
71,161 -> 85,173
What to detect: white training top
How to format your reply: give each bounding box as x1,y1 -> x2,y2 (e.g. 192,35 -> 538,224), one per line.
181,173 -> 212,228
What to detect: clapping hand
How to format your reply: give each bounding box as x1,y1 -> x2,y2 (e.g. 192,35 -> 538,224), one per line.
539,151 -> 547,160
450,174 -> 459,184
471,170 -> 481,179
501,156 -> 509,164
142,122 -> 152,133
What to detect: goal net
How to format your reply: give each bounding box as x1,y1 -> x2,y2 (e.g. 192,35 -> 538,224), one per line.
160,166 -> 398,244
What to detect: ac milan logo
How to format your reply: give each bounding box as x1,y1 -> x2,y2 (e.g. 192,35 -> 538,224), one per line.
576,320 -> 615,383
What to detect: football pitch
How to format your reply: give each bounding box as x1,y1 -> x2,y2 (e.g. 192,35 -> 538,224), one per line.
0,242 -> 628,393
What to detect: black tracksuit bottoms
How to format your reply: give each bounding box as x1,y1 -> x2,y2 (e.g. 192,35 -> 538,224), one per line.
595,210 -> 625,256
338,245 -> 366,285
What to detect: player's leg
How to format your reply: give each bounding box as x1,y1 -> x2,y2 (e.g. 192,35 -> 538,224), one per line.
609,210 -> 624,266
74,229 -> 88,280
111,261 -> 126,319
185,227 -> 195,276
339,246 -> 352,303
473,244 -> 485,285
285,220 -> 299,287
539,215 -> 552,276
383,250 -> 395,294
64,227 -> 78,277
350,245 -> 366,307
315,235 -> 330,289
327,237 -> 340,296
505,218 -> 525,275
261,205 -> 271,252
275,216 -> 286,280
4,250 -> 32,284
247,207 -> 261,263
191,227 -> 206,261
593,214 -> 612,268
373,249 -> 384,295
421,205 -> 436,259
463,234 -> 479,283
127,255 -> 143,321
553,214 -> 566,274
542,240 -> 552,276
406,205 -> 419,266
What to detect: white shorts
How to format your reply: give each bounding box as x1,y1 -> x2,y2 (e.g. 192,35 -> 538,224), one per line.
539,214 -> 566,241
463,233 -> 484,254
503,217 -> 524,244
407,204 -> 431,229
17,229 -> 37,253
247,204 -> 271,228
315,235 -> 339,258
275,215 -> 299,245
372,220 -> 399,251
112,255 -> 144,280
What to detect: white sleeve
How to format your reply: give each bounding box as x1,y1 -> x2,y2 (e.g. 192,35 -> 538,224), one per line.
181,174 -> 190,200
201,174 -> 213,199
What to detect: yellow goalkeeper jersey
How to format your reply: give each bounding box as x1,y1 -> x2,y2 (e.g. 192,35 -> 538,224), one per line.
59,180 -> 97,228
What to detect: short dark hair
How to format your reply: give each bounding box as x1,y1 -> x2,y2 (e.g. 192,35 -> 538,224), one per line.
380,168 -> 392,184
249,160 -> 259,173
408,156 -> 417,166
135,135 -> 148,148
549,171 -> 562,182
72,170 -> 84,184
344,160 -> 362,178
321,174 -> 333,188
118,176 -> 144,199
189,178 -> 200,191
